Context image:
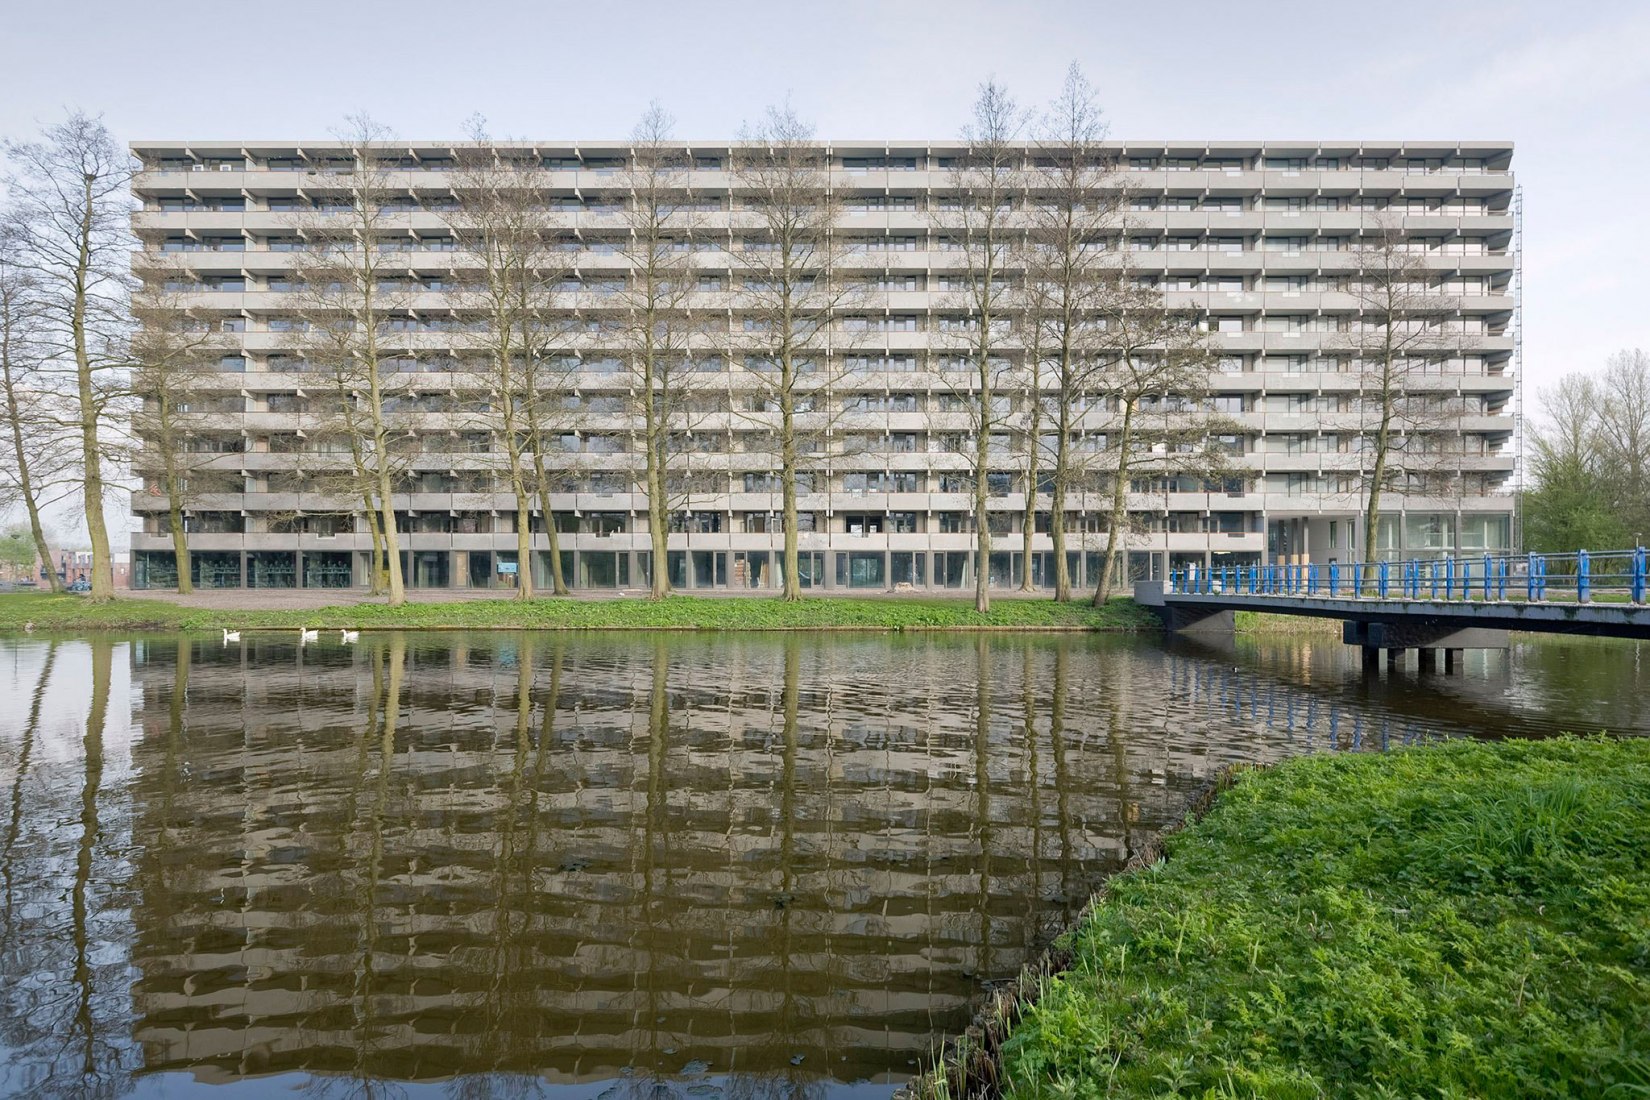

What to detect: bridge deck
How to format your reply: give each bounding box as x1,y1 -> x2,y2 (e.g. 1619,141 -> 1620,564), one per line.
1138,585 -> 1650,641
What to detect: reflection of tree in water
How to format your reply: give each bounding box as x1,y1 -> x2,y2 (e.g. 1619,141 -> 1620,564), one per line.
444,635 -> 556,1100
1,640 -> 55,955
2,631 -> 1392,1093
0,640 -> 135,1099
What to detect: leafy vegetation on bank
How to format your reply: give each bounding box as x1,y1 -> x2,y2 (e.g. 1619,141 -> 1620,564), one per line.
1232,610 -> 1340,634
994,736 -> 1650,1099
0,592 -> 1161,634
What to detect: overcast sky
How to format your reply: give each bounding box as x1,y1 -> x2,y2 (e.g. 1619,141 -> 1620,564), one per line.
3,0 -> 1647,544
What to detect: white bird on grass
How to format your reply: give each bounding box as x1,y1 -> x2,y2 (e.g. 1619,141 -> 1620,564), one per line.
299,627 -> 319,644
340,629 -> 360,644
222,628 -> 240,644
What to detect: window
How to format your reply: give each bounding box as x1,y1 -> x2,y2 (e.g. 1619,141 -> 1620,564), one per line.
842,156 -> 919,171
670,511 -> 723,533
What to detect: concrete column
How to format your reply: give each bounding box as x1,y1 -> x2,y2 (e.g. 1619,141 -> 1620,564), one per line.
1386,648 -> 1403,668
1444,648 -> 1462,674
1417,648 -> 1438,672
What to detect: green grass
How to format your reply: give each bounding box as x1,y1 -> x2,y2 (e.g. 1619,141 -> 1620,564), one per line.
996,737 -> 1650,1100
0,591 -> 1161,634
1233,610 -> 1340,634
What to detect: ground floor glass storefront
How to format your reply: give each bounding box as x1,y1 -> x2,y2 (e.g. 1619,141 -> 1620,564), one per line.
126,544 -> 1329,593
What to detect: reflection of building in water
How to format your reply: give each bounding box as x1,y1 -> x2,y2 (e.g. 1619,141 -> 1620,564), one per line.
5,633 -> 1642,1093
122,635 -> 1257,1086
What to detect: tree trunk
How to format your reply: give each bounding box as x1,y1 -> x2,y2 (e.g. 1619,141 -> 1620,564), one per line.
1363,356 -> 1395,589
376,465 -> 405,606
0,358 -> 60,594
165,467 -> 192,594
644,454 -> 668,600
781,393 -> 800,601
1051,475 -> 1068,603
641,347 -> 669,600
1052,381 -> 1072,602
72,176 -> 113,602
512,480 -> 534,600
360,493 -> 385,595
1021,440 -> 1037,593
530,453 -> 570,597
1093,402 -> 1134,606
974,417 -> 991,615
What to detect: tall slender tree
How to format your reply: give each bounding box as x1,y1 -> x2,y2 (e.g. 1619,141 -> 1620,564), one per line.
128,266 -> 239,594
612,105 -> 707,598
942,81 -> 1025,612
1021,64 -> 1123,600
1345,216 -> 1458,568
286,115 -> 415,606
732,103 -> 865,599
1089,277 -> 1217,604
0,225 -> 68,591
447,125 -> 578,598
3,113 -> 133,601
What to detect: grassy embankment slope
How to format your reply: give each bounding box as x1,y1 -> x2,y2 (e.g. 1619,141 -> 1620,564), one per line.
980,736 -> 1650,1099
0,592 -> 1160,633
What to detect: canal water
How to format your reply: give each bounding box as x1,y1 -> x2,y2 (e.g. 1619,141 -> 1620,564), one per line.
0,631 -> 1645,1098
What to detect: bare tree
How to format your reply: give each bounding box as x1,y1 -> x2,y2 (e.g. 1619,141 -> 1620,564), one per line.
1345,217 -> 1458,567
446,124 -> 577,598
1020,63 -> 1123,600
1524,372 -> 1625,551
941,81 -> 1024,613
3,113 -> 134,601
285,115 -> 415,606
127,264 -> 240,593
1524,351 -> 1650,551
1089,277 -> 1217,604
0,225 -> 69,591
614,104 -> 706,598
730,103 -> 867,600
1594,348 -> 1650,538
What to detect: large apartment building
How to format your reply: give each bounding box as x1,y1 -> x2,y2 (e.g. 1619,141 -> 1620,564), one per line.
128,141 -> 1517,593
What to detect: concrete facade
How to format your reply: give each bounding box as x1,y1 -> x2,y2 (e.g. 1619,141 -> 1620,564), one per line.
127,140 -> 1517,592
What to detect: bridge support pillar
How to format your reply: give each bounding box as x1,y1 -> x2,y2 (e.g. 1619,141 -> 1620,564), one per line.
1164,607 -> 1236,634
1444,648 -> 1462,674
1342,621 -> 1508,652
1386,648 -> 1403,668
1361,646 -> 1380,672
1417,648 -> 1438,672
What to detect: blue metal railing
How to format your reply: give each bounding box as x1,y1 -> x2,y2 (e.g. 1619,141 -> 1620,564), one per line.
1168,547 -> 1649,606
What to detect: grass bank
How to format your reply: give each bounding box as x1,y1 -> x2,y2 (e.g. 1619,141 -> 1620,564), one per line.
1233,609 -> 1340,634
0,592 -> 1160,634
920,736 -> 1650,1100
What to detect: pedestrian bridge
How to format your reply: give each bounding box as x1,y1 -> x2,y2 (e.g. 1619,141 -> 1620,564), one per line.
1137,548 -> 1650,668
